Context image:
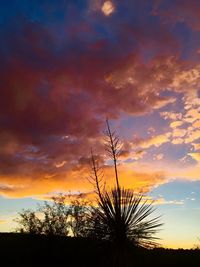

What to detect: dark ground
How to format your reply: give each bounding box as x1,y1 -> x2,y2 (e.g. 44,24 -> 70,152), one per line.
0,233 -> 199,267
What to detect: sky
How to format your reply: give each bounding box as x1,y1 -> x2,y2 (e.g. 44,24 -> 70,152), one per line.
0,0 -> 200,249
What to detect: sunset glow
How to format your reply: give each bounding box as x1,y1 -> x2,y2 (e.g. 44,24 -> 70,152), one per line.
0,0 -> 200,249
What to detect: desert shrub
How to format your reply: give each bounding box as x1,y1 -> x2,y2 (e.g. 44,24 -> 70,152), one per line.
68,198 -> 92,237
39,195 -> 69,236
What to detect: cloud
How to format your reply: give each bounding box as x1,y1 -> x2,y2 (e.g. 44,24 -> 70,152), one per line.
153,153 -> 164,160
153,198 -> 184,206
55,161 -> 67,168
134,132 -> 171,149
0,162 -> 166,198
192,143 -> 200,151
0,0 -> 200,199
119,149 -> 146,161
171,138 -> 184,145
160,112 -> 182,121
193,120 -> 200,128
160,88 -> 200,148
103,164 -> 166,193
185,130 -> 200,143
184,109 -> 200,123
153,0 -> 200,31
179,164 -> 200,180
170,121 -> 184,128
172,128 -> 187,138
188,153 -> 200,162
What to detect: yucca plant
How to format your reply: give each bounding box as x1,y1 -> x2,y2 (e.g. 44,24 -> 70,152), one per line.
94,187 -> 162,248
89,120 -> 162,248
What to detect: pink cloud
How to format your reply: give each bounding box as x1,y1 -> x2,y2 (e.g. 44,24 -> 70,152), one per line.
153,0 -> 200,31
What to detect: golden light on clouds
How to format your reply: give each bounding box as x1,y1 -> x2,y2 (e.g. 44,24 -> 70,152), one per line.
185,129 -> 200,143
101,1 -> 115,16
192,143 -> 200,150
136,132 -> 171,149
171,138 -> 184,144
0,163 -> 166,199
55,161 -> 67,168
188,153 -> 200,162
170,121 -> 184,128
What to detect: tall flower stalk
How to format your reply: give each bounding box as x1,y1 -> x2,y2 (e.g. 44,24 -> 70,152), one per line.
90,120 -> 163,248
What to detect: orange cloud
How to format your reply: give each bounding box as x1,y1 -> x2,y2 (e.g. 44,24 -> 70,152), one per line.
161,111 -> 182,120
119,149 -> 146,161
192,143 -> 200,151
134,132 -> 171,149
171,138 -> 184,145
193,120 -> 200,128
172,128 -> 187,138
162,163 -> 200,186
185,129 -> 200,143
188,153 -> 200,162
0,161 -> 166,199
170,121 -> 184,128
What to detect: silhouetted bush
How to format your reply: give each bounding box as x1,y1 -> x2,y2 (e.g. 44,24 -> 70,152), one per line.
39,195 -> 69,235
15,209 -> 42,234
15,194 -> 96,238
68,197 -> 93,237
